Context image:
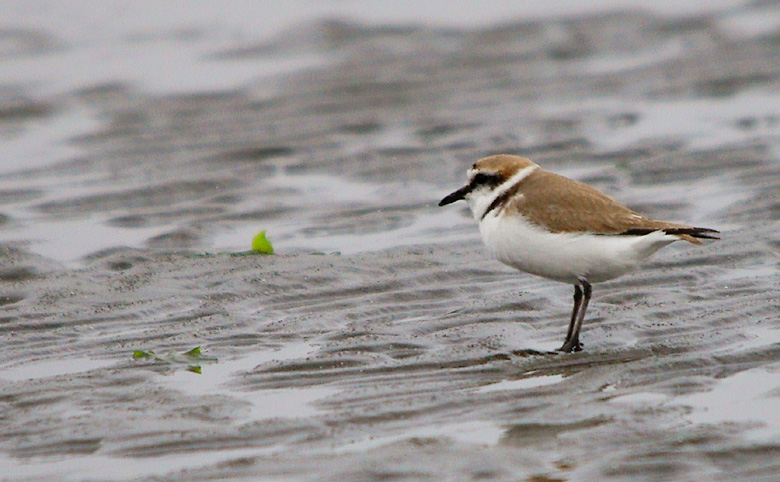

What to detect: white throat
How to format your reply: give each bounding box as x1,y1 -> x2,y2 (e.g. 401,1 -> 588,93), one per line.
467,165 -> 538,221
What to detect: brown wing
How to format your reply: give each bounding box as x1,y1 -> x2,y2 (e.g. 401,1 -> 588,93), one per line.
504,170 -> 704,243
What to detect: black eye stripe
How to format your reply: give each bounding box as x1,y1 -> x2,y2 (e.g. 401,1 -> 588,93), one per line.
471,173 -> 501,188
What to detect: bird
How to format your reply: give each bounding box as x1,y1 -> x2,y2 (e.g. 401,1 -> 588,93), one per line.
438,154 -> 719,353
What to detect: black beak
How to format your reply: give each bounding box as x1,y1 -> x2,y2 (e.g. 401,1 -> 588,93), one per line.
438,185 -> 471,206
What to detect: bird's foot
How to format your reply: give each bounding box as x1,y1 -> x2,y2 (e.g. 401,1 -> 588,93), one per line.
557,341 -> 584,353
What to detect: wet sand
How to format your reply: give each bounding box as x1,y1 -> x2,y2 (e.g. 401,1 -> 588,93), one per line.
2,3 -> 780,481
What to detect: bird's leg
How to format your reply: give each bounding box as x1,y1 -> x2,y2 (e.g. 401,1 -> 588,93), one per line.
560,285 -> 583,349
558,279 -> 591,353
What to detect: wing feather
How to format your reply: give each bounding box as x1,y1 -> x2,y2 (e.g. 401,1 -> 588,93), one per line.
503,170 -> 715,244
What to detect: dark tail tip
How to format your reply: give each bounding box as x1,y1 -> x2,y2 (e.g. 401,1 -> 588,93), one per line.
663,227 -> 720,240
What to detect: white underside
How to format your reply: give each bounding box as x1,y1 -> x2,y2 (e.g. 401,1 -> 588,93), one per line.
478,211 -> 679,284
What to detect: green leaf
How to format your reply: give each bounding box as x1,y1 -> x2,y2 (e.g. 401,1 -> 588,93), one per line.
131,346 -> 216,373
251,231 -> 274,254
184,346 -> 201,357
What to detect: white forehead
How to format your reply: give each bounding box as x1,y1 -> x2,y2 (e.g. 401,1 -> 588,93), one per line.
466,166 -> 500,181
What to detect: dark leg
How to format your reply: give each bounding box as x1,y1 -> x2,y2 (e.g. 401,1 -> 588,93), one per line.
560,285 -> 583,348
558,279 -> 592,353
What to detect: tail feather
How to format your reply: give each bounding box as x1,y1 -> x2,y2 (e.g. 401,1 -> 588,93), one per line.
622,227 -> 720,245
662,227 -> 720,240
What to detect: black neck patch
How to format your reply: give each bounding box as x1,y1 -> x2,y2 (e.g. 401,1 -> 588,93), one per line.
480,179 -> 525,221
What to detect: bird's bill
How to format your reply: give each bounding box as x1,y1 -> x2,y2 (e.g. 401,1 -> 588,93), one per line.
438,185 -> 471,206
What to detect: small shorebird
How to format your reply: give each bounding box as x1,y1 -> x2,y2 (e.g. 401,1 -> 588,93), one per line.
439,154 -> 719,352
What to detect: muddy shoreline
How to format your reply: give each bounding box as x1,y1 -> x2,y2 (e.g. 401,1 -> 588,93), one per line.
2,4 -> 780,481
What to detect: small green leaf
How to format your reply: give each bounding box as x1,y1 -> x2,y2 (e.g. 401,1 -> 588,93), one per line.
251,231 -> 274,254
132,346 -> 216,374
184,346 -> 201,357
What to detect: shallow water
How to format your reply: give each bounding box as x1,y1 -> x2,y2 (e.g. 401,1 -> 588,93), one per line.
2,1 -> 780,481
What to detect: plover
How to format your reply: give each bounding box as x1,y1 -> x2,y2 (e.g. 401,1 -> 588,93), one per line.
439,154 -> 719,352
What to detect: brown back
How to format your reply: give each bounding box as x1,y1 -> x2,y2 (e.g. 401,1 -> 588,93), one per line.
500,169 -> 702,243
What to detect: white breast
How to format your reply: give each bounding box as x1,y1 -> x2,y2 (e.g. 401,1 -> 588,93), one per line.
478,211 -> 678,284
